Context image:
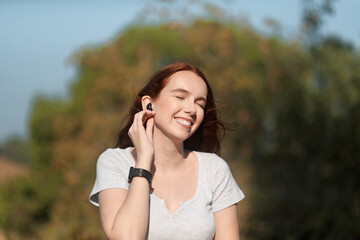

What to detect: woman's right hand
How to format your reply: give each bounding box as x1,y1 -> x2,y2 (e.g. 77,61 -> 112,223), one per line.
128,110 -> 155,167
100,110 -> 155,240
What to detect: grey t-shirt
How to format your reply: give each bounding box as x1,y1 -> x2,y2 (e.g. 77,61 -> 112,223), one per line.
89,147 -> 245,240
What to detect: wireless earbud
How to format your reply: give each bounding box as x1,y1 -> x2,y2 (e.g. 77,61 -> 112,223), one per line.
146,103 -> 153,111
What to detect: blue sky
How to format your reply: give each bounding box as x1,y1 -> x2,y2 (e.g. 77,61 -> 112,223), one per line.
0,0 -> 359,142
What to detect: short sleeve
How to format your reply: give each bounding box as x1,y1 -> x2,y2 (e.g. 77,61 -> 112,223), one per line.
89,148 -> 132,206
211,155 -> 245,212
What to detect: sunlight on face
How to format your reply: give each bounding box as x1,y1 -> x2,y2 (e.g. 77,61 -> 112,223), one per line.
153,71 -> 208,142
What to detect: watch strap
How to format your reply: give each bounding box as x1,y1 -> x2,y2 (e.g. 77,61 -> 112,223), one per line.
128,167 -> 152,184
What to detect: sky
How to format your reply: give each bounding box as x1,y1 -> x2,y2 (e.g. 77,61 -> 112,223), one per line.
0,0 -> 359,143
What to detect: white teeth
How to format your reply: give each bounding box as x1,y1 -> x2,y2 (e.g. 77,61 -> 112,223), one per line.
175,118 -> 192,126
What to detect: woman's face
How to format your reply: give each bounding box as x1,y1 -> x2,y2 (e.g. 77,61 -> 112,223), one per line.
152,70 -> 208,143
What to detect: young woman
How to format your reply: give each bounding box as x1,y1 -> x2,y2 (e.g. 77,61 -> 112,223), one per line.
89,62 -> 245,240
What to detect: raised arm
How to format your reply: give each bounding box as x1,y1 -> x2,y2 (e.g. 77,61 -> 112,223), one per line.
99,174 -> 150,240
98,110 -> 155,240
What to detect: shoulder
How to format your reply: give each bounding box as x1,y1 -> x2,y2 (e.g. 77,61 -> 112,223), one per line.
195,151 -> 229,168
99,147 -> 130,159
97,147 -> 134,168
194,151 -> 232,178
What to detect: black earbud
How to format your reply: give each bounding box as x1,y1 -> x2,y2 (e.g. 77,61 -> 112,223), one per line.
146,103 -> 153,111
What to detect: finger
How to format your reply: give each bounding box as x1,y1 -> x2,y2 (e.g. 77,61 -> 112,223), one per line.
133,111 -> 146,130
145,116 -> 154,141
140,111 -> 155,126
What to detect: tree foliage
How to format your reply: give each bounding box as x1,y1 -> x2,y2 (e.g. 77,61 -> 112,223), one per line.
247,35 -> 360,239
301,0 -> 337,47
0,19 -> 359,239
0,136 -> 31,165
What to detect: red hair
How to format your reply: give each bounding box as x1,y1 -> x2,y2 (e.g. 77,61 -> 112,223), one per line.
115,62 -> 225,154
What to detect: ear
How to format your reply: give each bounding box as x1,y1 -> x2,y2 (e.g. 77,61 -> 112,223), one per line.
141,95 -> 152,110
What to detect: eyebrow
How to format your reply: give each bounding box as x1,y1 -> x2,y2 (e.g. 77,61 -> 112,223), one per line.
170,88 -> 207,102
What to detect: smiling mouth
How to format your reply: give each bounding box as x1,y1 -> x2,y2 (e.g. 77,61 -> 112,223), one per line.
174,117 -> 193,128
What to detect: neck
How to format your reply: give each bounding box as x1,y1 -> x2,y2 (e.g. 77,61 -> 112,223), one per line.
152,127 -> 186,173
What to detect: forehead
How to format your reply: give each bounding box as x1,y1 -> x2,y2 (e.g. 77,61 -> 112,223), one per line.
162,71 -> 208,97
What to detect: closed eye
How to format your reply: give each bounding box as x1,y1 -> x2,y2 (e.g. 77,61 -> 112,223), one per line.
176,96 -> 184,100
196,102 -> 205,109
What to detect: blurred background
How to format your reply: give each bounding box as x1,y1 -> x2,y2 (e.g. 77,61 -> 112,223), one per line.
0,0 -> 359,239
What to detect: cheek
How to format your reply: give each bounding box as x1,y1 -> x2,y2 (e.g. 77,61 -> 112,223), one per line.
198,110 -> 204,124
153,100 -> 178,124
196,109 -> 205,124
156,98 -> 179,113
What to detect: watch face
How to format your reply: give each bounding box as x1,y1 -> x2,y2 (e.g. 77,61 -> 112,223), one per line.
128,167 -> 134,183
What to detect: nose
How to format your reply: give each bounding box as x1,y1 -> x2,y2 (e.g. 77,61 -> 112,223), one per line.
183,100 -> 196,115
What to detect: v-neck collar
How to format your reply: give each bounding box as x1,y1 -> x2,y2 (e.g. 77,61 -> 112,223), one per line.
126,147 -> 202,218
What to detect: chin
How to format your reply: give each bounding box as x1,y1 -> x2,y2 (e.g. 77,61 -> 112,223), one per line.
174,129 -> 199,143
161,129 -> 193,145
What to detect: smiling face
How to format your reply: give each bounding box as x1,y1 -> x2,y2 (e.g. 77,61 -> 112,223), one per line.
152,70 -> 208,144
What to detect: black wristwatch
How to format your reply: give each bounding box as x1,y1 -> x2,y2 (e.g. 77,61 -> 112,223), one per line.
128,167 -> 152,184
